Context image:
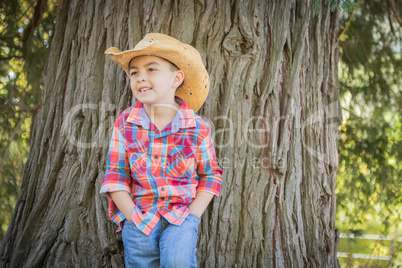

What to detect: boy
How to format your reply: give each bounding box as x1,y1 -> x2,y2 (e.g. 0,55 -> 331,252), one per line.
99,33 -> 223,267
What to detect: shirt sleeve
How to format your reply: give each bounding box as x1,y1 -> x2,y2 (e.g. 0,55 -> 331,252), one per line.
99,116 -> 132,199
195,126 -> 223,196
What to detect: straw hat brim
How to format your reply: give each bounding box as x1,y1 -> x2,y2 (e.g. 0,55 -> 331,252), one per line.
105,33 -> 209,112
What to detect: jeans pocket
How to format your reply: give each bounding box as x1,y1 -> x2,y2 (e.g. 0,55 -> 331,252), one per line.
188,213 -> 201,227
189,212 -> 200,220
125,220 -> 135,226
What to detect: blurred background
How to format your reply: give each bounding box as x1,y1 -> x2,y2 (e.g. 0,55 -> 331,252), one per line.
0,0 -> 400,266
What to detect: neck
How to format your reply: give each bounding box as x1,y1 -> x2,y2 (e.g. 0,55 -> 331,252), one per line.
143,99 -> 180,123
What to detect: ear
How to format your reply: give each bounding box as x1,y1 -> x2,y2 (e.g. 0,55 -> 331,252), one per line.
172,70 -> 185,89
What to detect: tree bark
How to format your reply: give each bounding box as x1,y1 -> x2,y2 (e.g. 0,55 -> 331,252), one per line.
0,0 -> 342,267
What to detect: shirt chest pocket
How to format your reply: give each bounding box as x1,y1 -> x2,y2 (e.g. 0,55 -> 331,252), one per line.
164,145 -> 196,178
126,140 -> 149,175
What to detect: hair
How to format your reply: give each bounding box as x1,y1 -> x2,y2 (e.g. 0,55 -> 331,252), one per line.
166,60 -> 179,72
164,59 -> 183,90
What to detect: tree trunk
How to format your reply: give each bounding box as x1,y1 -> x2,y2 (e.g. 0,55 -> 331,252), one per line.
0,0 -> 342,267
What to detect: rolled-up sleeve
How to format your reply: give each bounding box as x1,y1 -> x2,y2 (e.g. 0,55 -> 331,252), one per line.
195,127 -> 223,196
99,117 -> 132,199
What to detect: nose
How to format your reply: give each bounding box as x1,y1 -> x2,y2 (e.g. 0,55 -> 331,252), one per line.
136,72 -> 146,82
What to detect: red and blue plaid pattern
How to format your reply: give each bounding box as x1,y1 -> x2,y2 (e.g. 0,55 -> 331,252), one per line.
100,96 -> 223,236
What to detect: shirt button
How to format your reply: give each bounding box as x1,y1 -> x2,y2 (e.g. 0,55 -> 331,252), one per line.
154,155 -> 158,159
161,197 -> 165,201
161,187 -> 165,191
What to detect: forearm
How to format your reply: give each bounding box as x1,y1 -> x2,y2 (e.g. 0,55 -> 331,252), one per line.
188,191 -> 215,218
110,191 -> 135,221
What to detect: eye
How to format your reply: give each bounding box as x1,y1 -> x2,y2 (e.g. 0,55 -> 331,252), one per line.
148,68 -> 156,72
130,71 -> 138,76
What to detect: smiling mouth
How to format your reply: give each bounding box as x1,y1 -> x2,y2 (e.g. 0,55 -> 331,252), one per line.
138,87 -> 151,93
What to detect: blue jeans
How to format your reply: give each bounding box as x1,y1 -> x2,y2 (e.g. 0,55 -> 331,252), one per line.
122,213 -> 200,267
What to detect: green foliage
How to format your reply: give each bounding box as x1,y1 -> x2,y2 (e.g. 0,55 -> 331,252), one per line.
312,0 -> 359,17
0,0 -> 57,242
336,0 -> 402,265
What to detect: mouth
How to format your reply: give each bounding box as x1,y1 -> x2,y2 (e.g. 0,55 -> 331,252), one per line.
138,87 -> 152,94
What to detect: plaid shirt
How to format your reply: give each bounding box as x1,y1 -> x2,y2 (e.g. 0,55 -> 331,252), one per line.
100,96 -> 223,236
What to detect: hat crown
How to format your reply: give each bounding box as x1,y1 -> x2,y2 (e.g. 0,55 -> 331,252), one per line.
134,33 -> 180,51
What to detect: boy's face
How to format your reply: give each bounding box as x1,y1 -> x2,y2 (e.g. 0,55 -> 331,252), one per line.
129,55 -> 184,107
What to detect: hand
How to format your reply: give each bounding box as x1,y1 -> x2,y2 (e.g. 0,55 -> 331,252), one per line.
110,191 -> 136,221
188,192 -> 215,219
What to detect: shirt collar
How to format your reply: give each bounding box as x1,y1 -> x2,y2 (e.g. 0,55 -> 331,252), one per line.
126,96 -> 196,131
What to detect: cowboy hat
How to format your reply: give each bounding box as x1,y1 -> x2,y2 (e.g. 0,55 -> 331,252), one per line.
105,33 -> 209,112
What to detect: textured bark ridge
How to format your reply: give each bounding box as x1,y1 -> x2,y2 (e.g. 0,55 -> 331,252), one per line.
0,0 -> 342,267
